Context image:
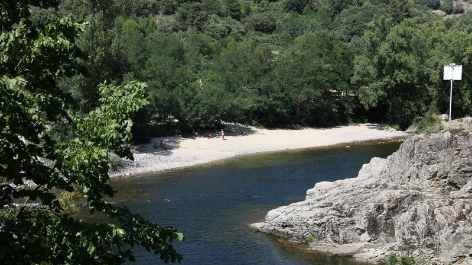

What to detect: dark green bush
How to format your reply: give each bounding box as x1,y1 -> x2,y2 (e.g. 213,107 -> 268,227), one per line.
440,0 -> 453,14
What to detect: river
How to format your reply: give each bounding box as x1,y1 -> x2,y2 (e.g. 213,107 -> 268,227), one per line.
109,139 -> 403,265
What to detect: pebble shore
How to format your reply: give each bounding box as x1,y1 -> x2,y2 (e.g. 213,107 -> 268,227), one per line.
110,123 -> 409,177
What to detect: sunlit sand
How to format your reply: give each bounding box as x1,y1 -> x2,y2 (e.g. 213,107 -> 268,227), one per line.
111,124 -> 409,177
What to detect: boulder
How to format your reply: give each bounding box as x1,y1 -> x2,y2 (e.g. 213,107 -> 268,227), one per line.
252,119 -> 472,264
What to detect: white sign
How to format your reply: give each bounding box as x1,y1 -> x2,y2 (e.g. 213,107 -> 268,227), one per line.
444,65 -> 462,80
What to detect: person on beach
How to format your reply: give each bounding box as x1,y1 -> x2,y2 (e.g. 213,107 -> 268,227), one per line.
221,129 -> 225,140
159,141 -> 167,150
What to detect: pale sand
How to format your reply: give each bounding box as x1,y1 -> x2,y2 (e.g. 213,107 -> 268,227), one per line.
110,123 -> 409,177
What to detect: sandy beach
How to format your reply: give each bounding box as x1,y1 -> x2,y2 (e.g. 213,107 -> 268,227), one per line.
110,123 -> 409,177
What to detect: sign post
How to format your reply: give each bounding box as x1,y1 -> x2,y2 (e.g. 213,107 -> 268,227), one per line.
443,63 -> 462,121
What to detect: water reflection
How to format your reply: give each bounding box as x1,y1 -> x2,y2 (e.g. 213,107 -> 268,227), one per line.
110,139 -> 403,264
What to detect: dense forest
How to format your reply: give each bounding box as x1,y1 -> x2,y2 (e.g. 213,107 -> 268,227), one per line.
33,0 -> 472,133
28,0 -> 472,141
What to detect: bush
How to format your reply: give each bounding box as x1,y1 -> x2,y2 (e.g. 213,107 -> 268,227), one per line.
439,3 -> 453,15
386,253 -> 425,265
244,12 -> 277,33
409,107 -> 444,135
414,0 -> 440,9
57,190 -> 81,215
285,0 -> 310,13
109,153 -> 124,171
453,2 -> 464,14
415,114 -> 443,134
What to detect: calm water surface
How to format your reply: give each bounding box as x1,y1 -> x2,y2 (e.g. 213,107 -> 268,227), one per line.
110,140 -> 403,265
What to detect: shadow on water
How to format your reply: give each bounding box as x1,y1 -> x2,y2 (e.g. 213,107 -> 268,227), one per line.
265,234 -> 371,265
109,139 -> 404,265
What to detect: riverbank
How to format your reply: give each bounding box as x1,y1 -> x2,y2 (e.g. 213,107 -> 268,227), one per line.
110,123 -> 409,177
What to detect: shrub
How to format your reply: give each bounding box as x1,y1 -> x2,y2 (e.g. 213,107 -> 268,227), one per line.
453,3 -> 464,14
386,253 -> 426,265
416,114 -> 443,134
414,0 -> 440,9
109,153 -> 124,171
244,13 -> 277,33
409,107 -> 444,134
440,1 -> 453,14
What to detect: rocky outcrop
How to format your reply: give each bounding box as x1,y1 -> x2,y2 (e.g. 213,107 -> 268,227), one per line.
252,119 -> 472,264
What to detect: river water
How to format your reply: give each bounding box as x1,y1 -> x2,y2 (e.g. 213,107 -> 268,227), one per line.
109,139 -> 403,265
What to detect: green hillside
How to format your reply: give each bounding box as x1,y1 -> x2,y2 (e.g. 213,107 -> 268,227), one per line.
32,0 -> 472,137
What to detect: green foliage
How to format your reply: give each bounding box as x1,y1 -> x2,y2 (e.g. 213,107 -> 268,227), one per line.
440,0 -> 453,14
453,2 -> 464,14
0,1 -> 183,264
273,31 -> 355,125
117,18 -> 146,72
202,0 -> 223,16
414,0 -> 440,10
142,32 -> 195,123
109,153 -> 125,171
244,12 -> 277,33
21,0 -> 472,136
278,12 -> 330,41
175,2 -> 208,31
353,16 -> 446,128
203,14 -> 233,38
284,0 -> 310,14
318,0 -> 358,20
409,106 -> 444,134
353,11 -> 472,128
387,0 -> 415,23
210,39 -> 279,124
57,189 -> 82,215
224,0 -> 242,20
335,3 -> 383,41
386,253 -> 425,265
176,81 -> 231,128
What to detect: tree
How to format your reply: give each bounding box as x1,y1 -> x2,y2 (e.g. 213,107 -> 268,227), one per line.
244,12 -> 277,34
202,0 -> 223,16
318,0 -> 358,20
116,17 -> 147,74
209,39 -> 279,125
352,16 -> 449,128
284,0 -> 310,14
203,14 -> 233,38
58,0 -> 129,113
278,12 -> 330,42
141,31 -> 196,125
440,0 -> 453,14
0,1 -> 183,264
414,0 -> 440,10
175,2 -> 208,31
387,0 -> 415,23
334,3 -> 384,41
273,31 -> 355,125
223,0 -> 242,20
453,2 -> 464,14
175,78 -> 233,128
